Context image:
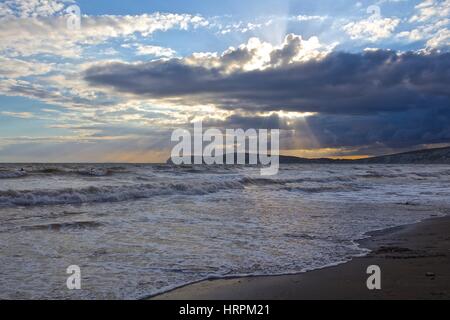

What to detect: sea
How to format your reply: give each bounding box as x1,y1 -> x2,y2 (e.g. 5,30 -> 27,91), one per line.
1,163 -> 450,299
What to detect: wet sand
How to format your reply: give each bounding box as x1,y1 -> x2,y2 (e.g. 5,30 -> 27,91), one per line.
151,216 -> 450,300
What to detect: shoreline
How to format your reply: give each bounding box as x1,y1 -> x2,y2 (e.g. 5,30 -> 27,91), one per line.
149,216 -> 450,300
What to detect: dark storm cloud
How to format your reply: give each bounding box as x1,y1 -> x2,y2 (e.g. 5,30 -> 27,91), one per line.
306,107 -> 450,150
84,50 -> 450,115
204,107 -> 450,154
84,49 -> 450,152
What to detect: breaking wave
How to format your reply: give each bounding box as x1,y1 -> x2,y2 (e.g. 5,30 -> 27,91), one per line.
0,167 -> 118,179
0,175 -> 363,207
0,180 -> 246,207
0,170 -> 27,179
240,176 -> 354,185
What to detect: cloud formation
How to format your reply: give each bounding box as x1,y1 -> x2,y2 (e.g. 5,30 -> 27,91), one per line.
0,11 -> 209,58
0,0 -> 71,18
84,38 -> 450,115
343,17 -> 400,42
84,36 -> 450,153
135,45 -> 177,58
1,1 -> 450,161
409,0 -> 450,23
398,0 -> 449,49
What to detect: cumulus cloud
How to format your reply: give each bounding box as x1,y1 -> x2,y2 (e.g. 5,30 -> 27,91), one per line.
426,28 -> 450,48
409,0 -> 450,23
398,0 -> 449,49
184,35 -> 332,73
0,11 -> 209,58
159,35 -> 331,74
136,45 -> 177,58
0,0 -> 71,18
84,40 -> 450,114
343,16 -> 400,42
83,37 -> 450,153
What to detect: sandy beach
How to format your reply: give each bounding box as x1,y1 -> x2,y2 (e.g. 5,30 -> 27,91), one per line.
151,216 -> 450,300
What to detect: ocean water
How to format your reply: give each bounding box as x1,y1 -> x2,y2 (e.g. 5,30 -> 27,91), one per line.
1,163 -> 450,299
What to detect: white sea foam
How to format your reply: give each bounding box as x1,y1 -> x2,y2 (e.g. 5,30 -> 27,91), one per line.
1,164 -> 450,299
0,170 -> 27,179
0,180 -> 246,207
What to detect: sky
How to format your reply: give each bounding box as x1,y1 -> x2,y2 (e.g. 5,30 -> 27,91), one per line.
0,0 -> 449,162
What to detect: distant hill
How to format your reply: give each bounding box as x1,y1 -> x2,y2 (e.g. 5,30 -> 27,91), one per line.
167,147 -> 450,165
354,146 -> 450,164
166,154 -> 342,165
